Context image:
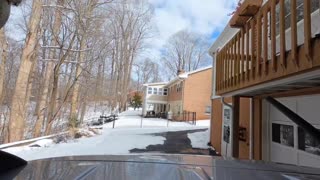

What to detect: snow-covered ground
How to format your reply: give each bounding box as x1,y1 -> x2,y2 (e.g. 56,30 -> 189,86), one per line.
3,109 -> 210,161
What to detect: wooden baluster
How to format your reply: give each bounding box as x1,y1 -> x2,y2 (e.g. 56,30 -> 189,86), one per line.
279,0 -> 286,68
217,53 -> 220,91
222,48 -> 225,90
271,0 -> 277,71
241,28 -> 245,82
263,9 -> 268,75
304,0 -> 312,60
291,0 -> 298,65
237,33 -> 241,85
257,13 -> 262,77
232,38 -> 237,86
218,50 -> 221,91
246,23 -> 250,80
251,20 -> 256,79
227,44 -> 231,87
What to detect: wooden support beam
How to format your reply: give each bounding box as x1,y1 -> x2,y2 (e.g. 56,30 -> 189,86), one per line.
253,97 -> 262,160
232,96 -> 240,158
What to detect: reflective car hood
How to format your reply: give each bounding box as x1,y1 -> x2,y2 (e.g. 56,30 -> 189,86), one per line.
2,154 -> 320,180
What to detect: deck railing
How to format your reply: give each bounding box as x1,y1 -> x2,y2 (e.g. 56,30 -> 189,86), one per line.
216,0 -> 320,95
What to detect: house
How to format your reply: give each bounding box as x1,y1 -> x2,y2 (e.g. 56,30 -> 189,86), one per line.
142,67 -> 212,120
209,0 -> 320,168
142,82 -> 168,117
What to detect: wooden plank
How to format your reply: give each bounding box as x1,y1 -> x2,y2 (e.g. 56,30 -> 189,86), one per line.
226,46 -> 229,88
246,23 -> 250,80
263,9 -> 268,75
279,0 -> 286,68
291,0 -> 298,65
271,0 -> 277,71
237,33 -> 241,85
217,51 -> 221,90
251,20 -> 255,79
256,13 -> 262,77
222,48 -> 226,89
241,28 -> 245,82
232,38 -> 236,87
232,96 -> 240,158
304,0 -> 312,60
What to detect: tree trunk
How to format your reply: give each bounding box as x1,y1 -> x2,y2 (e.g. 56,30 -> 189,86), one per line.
34,0 -> 63,138
7,0 -> 42,143
0,29 -> 7,108
70,37 -> 86,122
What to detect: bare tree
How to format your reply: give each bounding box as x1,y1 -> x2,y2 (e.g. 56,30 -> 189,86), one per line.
7,0 -> 43,142
162,29 -> 210,79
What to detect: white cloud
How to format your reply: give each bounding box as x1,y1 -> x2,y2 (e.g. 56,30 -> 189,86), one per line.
144,0 -> 238,61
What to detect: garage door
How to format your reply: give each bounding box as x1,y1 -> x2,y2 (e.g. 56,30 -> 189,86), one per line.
265,95 -> 320,168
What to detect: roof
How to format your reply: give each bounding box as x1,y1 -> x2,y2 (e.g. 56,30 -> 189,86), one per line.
143,82 -> 168,86
208,25 -> 239,57
166,66 -> 212,87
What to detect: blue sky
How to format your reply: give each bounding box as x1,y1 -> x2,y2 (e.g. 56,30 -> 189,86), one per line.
144,0 -> 238,60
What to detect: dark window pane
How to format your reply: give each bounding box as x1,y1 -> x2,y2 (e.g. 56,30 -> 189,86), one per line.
272,123 -> 294,147
298,127 -> 320,156
272,123 -> 281,143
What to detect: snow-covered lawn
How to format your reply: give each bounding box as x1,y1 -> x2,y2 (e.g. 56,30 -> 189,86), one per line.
3,110 -> 210,161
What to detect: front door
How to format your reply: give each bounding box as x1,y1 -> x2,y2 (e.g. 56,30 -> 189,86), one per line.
221,105 -> 232,157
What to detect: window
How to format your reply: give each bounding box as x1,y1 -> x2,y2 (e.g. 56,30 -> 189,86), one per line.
298,127 -> 320,156
158,88 -> 163,95
147,87 -> 152,94
272,123 -> 294,147
275,0 -> 320,35
163,88 -> 168,96
153,88 -> 157,95
205,106 -> 211,114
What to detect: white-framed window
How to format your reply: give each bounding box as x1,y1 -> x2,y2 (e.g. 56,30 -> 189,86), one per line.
153,88 -> 158,95
147,87 -> 152,94
158,88 -> 163,95
163,88 -> 168,96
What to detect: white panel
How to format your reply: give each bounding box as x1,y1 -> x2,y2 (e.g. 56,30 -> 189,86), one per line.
270,143 -> 298,165
298,151 -> 320,168
270,98 -> 296,123
296,95 -> 320,125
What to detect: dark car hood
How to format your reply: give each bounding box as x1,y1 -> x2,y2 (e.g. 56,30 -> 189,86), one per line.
1,154 -> 320,180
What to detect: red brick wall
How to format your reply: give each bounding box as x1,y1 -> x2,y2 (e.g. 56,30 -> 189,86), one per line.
167,83 -> 183,102
183,68 -> 212,120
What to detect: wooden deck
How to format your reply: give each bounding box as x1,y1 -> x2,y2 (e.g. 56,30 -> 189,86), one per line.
216,0 -> 320,96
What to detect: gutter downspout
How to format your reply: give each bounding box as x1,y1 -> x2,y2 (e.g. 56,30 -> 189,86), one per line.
221,97 -> 233,157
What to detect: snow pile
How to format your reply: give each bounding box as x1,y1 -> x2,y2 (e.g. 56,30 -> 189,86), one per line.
29,139 -> 54,147
188,130 -> 210,149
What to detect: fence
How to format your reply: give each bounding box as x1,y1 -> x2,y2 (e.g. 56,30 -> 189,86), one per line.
171,111 -> 197,125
